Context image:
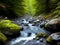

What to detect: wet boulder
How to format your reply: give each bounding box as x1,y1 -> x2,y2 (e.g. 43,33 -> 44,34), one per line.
40,20 -> 49,28
40,21 -> 46,28
45,18 -> 60,32
46,32 -> 60,44
0,20 -> 23,36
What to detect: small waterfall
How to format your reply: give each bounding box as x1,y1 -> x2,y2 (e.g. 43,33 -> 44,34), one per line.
10,34 -> 36,45
20,31 -> 28,37
6,33 -> 36,45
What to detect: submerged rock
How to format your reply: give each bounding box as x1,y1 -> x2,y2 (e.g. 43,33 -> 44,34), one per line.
0,20 -> 23,36
36,32 -> 48,39
45,18 -> 60,32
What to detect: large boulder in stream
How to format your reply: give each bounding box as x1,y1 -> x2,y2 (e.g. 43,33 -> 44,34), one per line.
44,18 -> 60,32
0,20 -> 23,36
46,32 -> 60,45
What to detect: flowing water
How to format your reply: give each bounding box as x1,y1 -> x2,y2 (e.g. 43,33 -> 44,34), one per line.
5,16 -> 49,45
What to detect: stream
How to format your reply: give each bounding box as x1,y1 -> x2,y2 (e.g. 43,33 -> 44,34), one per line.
5,15 -> 49,45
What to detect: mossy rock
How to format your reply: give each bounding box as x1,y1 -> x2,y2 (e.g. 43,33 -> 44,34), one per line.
0,31 -> 7,42
46,36 -> 52,43
45,18 -> 60,32
46,32 -> 60,43
36,32 -> 48,39
0,20 -> 22,35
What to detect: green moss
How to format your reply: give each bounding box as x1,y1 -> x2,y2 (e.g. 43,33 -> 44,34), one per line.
1,20 -> 13,23
46,36 -> 52,43
0,20 -> 12,28
45,22 -> 49,28
36,32 -> 47,38
45,18 -> 60,28
7,23 -> 22,33
0,31 -> 7,42
0,20 -> 22,33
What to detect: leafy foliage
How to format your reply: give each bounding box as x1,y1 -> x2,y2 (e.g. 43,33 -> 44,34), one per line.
13,0 -> 25,16
35,0 -> 47,16
0,0 -> 24,17
23,0 -> 37,15
0,0 -> 60,17
34,0 -> 60,16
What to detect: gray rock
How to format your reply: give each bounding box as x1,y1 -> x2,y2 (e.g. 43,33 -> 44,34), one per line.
45,18 -> 60,32
46,32 -> 60,43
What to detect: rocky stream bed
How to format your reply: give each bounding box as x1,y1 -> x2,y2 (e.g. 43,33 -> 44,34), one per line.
5,15 -> 49,45
0,15 -> 60,45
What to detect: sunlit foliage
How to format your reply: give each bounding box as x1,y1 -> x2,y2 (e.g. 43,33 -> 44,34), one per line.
0,0 -> 60,17
23,0 -> 37,15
